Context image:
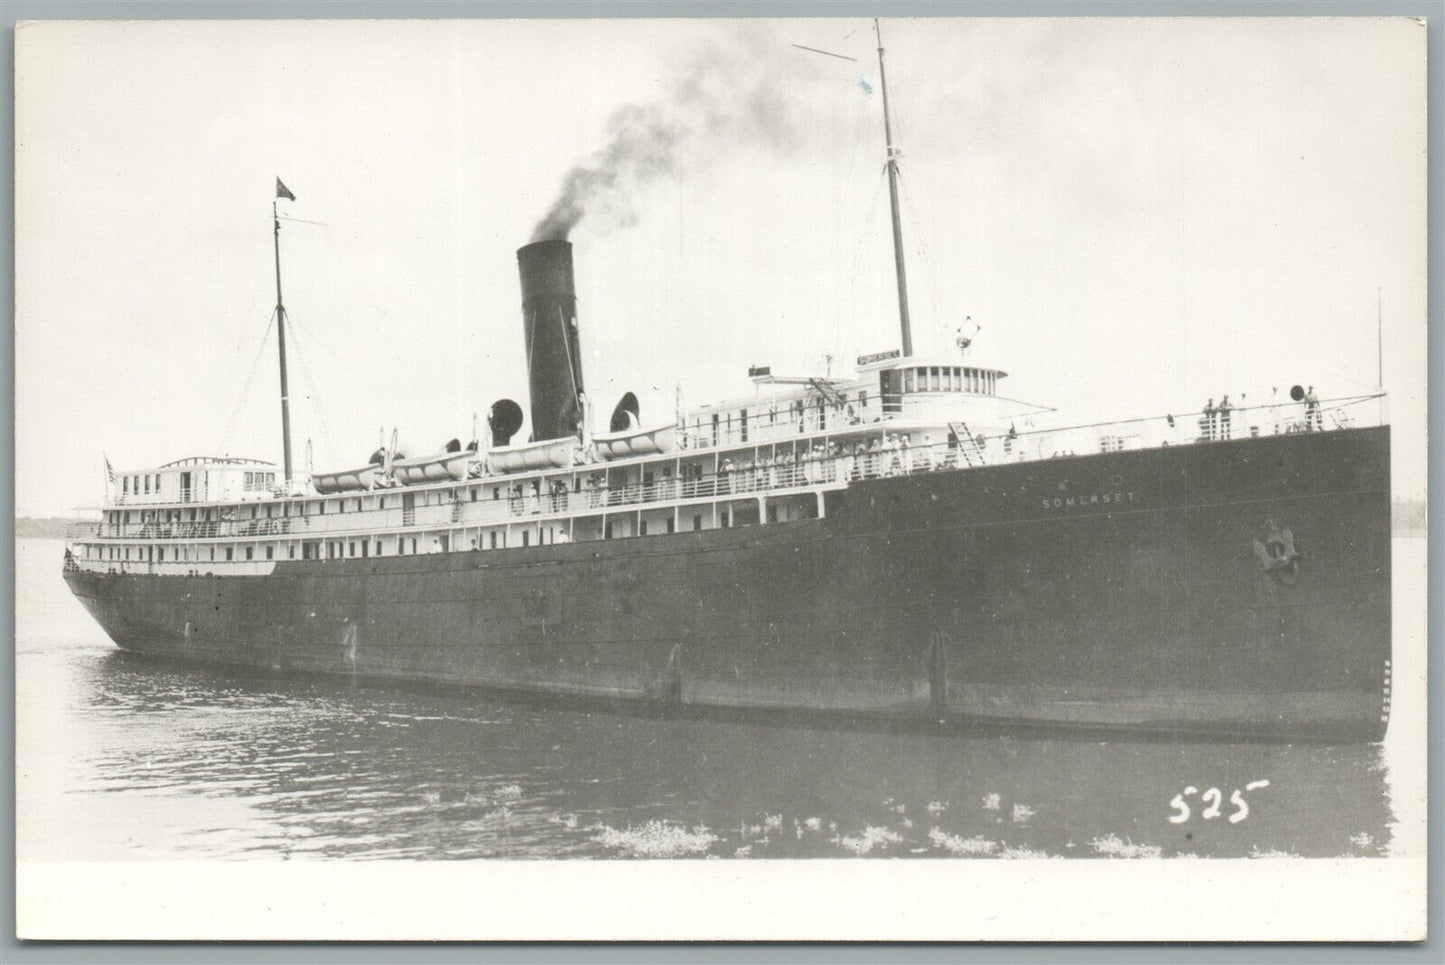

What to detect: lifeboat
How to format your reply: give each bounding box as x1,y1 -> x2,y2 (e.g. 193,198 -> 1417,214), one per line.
488,435 -> 582,473
593,421 -> 676,460
311,464 -> 383,494
392,449 -> 476,485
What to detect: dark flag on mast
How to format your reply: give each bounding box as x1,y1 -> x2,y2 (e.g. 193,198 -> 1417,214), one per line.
275,178 -> 296,201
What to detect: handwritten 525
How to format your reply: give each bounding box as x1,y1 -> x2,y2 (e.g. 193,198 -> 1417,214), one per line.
1169,781 -> 1271,824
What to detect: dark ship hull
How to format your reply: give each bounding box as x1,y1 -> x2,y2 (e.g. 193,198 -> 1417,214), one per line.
65,425 -> 1392,742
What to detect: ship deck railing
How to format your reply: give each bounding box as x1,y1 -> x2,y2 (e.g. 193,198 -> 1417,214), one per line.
69,393 -> 1383,546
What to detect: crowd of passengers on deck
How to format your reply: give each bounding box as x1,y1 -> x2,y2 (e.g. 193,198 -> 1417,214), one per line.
97,432 -> 987,541
500,432 -> 982,518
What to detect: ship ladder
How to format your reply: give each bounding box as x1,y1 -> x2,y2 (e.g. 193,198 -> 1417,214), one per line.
949,422 -> 987,467
807,377 -> 848,410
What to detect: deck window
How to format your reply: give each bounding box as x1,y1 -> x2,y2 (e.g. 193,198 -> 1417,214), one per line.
929,367 -> 941,391
266,546 -> 274,560
245,547 -> 253,560
904,369 -> 916,393
225,547 -> 234,561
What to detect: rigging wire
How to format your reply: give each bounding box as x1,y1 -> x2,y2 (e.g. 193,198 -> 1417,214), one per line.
832,165 -> 888,365
827,86 -> 875,368
897,172 -> 950,350
284,310 -> 344,467
282,302 -> 349,370
216,309 -> 277,456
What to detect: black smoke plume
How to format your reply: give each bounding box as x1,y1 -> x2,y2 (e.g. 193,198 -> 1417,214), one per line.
530,28 -> 819,243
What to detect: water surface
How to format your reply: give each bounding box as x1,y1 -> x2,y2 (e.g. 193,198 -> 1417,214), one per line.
18,537 -> 1420,861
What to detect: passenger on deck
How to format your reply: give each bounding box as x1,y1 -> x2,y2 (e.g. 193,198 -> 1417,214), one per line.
1219,395 -> 1233,440
737,456 -> 754,492
1305,385 -> 1322,431
916,435 -> 933,472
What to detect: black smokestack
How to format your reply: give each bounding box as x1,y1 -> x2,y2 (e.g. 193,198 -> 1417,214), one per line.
517,240 -> 585,442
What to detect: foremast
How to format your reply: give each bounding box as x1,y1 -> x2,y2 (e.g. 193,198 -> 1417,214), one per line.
273,179 -> 296,487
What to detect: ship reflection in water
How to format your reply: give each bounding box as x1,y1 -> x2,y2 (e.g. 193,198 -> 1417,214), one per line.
20,539 -> 1403,862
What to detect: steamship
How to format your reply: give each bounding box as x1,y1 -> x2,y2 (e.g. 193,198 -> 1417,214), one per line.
63,24 -> 1391,742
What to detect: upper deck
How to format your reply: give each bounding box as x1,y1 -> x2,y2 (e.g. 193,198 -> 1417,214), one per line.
108,456 -> 280,507
65,388 -> 1384,579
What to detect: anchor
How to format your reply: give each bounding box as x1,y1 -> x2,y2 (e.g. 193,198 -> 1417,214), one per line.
1253,517 -> 1304,585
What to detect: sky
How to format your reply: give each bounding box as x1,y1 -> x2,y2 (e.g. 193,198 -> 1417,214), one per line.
15,16 -> 1427,516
